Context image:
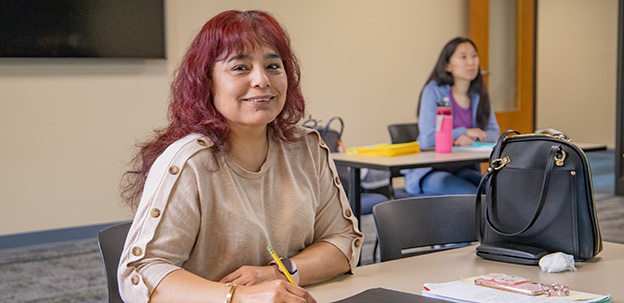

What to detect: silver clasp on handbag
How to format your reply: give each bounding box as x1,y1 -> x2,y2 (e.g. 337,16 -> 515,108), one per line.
491,156 -> 511,170
555,150 -> 566,166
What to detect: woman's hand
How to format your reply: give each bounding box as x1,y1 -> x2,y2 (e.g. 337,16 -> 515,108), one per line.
151,268 -> 312,303
232,280 -> 317,303
466,128 -> 488,142
454,135 -> 474,146
220,265 -> 282,286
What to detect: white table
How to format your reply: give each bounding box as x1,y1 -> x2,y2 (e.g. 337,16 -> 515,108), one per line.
307,242 -> 623,303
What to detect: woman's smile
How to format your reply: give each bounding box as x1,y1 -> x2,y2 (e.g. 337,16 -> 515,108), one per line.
242,95 -> 275,103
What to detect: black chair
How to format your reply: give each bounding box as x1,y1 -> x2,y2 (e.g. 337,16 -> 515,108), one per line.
388,123 -> 419,144
372,195 -> 477,262
385,123 -> 420,199
98,221 -> 132,303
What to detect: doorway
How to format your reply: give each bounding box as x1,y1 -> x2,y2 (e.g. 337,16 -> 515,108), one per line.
469,0 -> 536,134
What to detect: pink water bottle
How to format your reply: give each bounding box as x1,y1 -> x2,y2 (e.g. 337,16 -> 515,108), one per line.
435,97 -> 453,153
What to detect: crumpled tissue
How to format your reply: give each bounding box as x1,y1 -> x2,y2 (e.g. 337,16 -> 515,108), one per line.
539,252 -> 577,273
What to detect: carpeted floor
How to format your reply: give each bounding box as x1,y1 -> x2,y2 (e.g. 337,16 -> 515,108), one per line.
0,150 -> 622,303
0,238 -> 107,303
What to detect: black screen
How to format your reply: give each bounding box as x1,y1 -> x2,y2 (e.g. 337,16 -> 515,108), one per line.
0,0 -> 166,58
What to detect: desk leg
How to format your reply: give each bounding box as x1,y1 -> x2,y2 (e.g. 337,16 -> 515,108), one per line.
349,167 -> 361,227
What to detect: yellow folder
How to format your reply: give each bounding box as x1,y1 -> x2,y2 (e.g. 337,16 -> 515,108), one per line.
346,142 -> 420,157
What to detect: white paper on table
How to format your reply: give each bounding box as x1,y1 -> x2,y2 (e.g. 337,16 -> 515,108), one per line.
422,280 -> 610,303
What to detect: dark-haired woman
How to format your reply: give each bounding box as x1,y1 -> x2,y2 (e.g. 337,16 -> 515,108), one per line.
117,10 -> 362,303
404,37 -> 500,196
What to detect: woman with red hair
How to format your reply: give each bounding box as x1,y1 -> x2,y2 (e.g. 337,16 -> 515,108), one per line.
118,10 -> 362,303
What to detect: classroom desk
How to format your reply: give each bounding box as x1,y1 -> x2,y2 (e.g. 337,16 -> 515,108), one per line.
307,242 -> 623,303
332,142 -> 607,221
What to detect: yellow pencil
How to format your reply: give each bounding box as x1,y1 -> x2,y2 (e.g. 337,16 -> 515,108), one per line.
267,245 -> 297,285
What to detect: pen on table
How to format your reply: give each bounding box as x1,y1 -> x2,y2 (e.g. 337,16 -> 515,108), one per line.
267,245 -> 297,285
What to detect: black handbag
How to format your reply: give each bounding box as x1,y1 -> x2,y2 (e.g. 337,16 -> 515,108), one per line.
475,130 -> 603,265
301,116 -> 344,153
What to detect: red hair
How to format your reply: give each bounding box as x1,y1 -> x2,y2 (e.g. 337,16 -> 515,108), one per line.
121,10 -> 305,209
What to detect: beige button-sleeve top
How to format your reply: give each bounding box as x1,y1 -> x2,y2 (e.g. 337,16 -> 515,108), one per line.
118,128 -> 363,302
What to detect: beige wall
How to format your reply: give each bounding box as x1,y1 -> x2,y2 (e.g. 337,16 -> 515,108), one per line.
1,0 -> 619,236
0,1 -> 468,236
536,0 -> 618,146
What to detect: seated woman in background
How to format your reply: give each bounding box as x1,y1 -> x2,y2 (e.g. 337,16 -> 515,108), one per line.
118,10 -> 362,303
404,37 -> 500,196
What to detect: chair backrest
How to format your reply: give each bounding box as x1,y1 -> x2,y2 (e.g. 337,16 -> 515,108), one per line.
98,221 -> 132,303
387,123 -> 419,144
373,195 -> 477,262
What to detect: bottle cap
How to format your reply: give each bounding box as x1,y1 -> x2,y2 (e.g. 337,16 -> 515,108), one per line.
437,97 -> 450,107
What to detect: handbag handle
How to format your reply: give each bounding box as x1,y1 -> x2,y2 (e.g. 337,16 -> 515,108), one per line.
323,117 -> 344,138
479,144 -> 562,237
301,116 -> 318,128
490,130 -> 519,159
475,130 -> 519,240
303,117 -> 344,139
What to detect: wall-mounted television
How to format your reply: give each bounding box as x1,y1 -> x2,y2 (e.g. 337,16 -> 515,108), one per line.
0,0 -> 166,59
